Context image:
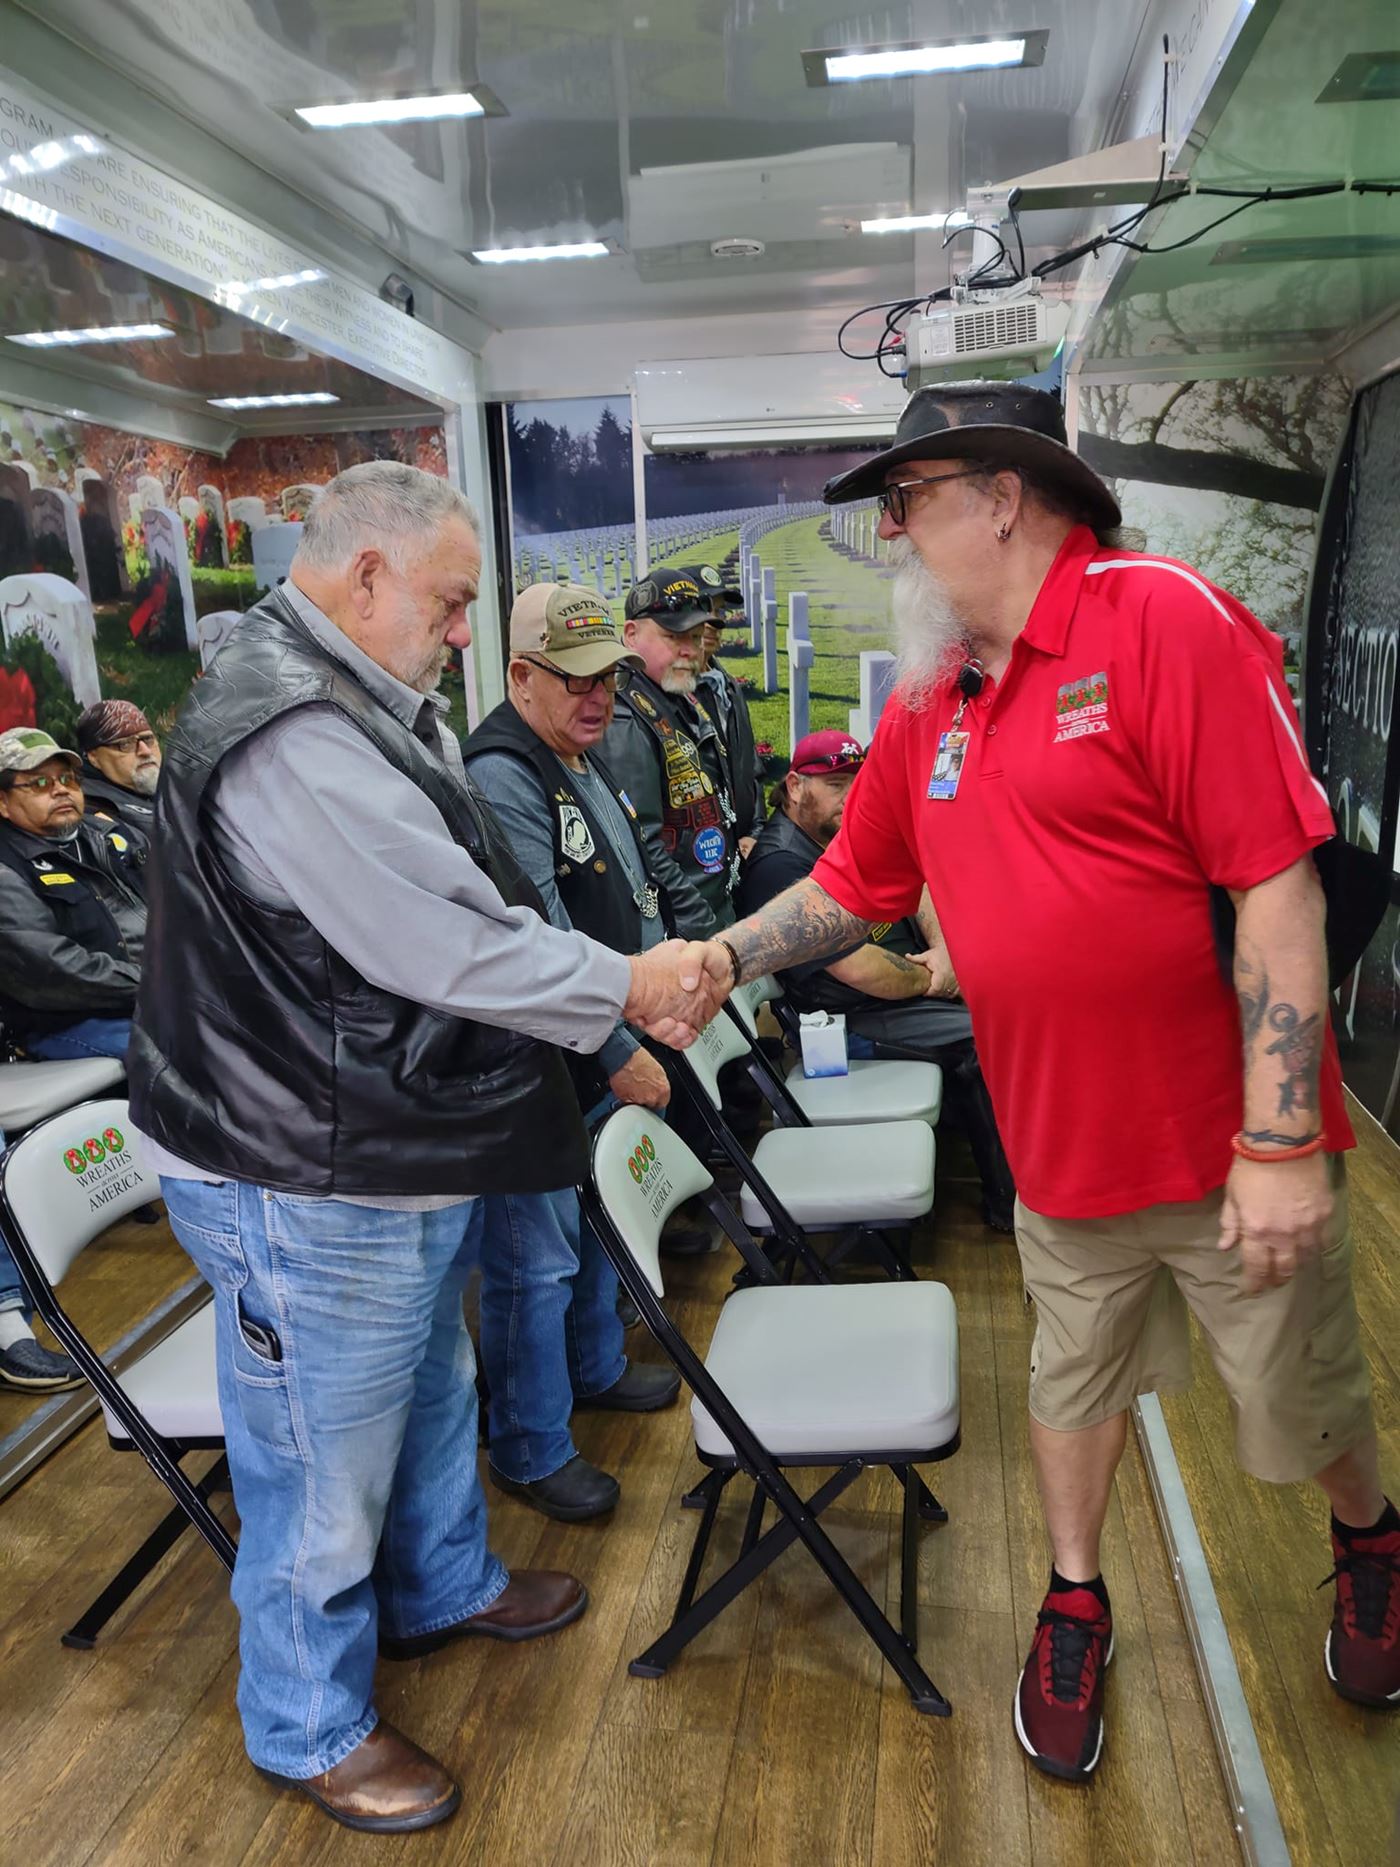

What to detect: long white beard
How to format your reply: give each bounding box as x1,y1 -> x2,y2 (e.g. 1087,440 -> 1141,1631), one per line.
889,536 -> 969,710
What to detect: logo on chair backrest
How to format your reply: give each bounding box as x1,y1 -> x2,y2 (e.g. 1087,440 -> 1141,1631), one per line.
58,1126 -> 142,1212
627,1133 -> 657,1184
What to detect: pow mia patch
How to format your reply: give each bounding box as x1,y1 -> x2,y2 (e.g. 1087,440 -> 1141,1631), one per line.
559,804 -> 595,862
700,566 -> 721,588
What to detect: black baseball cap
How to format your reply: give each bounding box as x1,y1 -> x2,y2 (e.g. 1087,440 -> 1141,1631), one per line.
685,563 -> 744,612
822,380 -> 1120,531
624,572 -> 710,633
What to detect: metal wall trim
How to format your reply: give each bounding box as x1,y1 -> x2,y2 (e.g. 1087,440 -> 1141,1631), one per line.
1133,1395 -> 1292,1867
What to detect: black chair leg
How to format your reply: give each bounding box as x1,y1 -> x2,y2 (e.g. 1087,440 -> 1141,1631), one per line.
894,1464 -> 949,1524
898,1467 -> 920,1651
61,1453 -> 230,1649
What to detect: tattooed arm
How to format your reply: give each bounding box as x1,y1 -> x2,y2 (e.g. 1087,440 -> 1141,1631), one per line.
721,877 -> 876,984
827,943 -> 941,1000
1222,855 -> 1334,1292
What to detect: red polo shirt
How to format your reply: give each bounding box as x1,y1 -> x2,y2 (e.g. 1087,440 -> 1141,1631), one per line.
813,525 -> 1352,1219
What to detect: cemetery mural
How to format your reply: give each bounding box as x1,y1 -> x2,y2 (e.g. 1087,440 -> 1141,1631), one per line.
506,395 -> 637,600
0,397 -> 447,737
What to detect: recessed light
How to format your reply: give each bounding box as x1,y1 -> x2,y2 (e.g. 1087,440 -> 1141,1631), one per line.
861,211 -> 971,234
223,268 -> 326,296
0,188 -> 57,231
207,392 -> 341,409
803,31 -> 1046,87
293,88 -> 505,128
471,241 -> 610,264
7,323 -> 172,347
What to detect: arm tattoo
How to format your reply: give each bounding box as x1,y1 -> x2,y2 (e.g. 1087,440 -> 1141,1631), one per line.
883,952 -> 926,979
1234,939 -> 1271,1048
1265,1003 -> 1321,1118
725,877 -> 873,983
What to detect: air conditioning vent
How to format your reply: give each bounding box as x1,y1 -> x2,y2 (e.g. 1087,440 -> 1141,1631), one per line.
953,302 -> 1040,352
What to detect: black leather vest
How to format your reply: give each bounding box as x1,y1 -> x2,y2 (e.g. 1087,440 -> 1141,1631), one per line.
0,818 -> 145,1039
617,672 -> 737,918
129,591 -> 587,1197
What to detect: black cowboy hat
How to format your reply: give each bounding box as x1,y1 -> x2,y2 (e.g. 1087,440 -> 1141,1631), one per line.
823,380 -> 1120,532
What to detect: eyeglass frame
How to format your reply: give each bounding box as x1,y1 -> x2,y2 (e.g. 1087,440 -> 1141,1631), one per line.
792,751 -> 864,777
4,768 -> 83,794
522,656 -> 634,698
876,465 -> 989,529
102,731 -> 159,756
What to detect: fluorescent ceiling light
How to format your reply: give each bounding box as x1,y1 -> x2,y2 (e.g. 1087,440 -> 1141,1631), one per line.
208,392 -> 341,409
0,188 -> 57,231
224,268 -> 326,295
803,31 -> 1046,88
7,323 -> 171,347
861,211 -> 971,234
472,241 -> 609,264
296,92 -> 485,128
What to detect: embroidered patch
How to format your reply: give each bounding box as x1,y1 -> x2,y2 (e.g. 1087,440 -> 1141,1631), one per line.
559,803 -> 595,862
1053,670 -> 1110,743
693,825 -> 728,873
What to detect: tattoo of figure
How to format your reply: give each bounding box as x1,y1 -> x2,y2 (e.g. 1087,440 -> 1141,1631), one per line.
1264,1002 -> 1320,1118
1235,941 -> 1270,1051
725,877 -> 874,983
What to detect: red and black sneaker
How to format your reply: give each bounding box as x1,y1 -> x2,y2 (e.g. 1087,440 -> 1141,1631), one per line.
1322,1519 -> 1400,1709
1014,1583 -> 1114,1782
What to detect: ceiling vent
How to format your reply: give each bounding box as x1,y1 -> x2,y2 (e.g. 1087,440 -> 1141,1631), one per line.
710,237 -> 766,261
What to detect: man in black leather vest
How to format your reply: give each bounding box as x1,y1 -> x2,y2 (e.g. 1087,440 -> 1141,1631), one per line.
128,464 -> 721,1834
687,563 -> 766,853
75,698 -> 161,838
601,573 -> 739,936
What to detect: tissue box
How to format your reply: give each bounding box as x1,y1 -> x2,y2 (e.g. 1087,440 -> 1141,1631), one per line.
798,1011 -> 849,1078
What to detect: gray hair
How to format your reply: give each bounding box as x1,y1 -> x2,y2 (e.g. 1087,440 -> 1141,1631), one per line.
294,461 -> 480,573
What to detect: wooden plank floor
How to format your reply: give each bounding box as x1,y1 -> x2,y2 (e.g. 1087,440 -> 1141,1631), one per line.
0,1153 -> 1238,1867
1163,1092 -> 1400,1867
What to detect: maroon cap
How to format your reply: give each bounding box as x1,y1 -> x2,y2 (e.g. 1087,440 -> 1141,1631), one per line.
790,730 -> 865,775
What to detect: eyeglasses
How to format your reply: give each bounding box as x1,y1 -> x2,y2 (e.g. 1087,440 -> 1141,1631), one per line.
525,658 -> 633,698
9,770 -> 82,794
106,732 -> 159,755
876,466 -> 986,528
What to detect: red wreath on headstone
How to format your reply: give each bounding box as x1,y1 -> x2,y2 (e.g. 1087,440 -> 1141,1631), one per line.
0,667 -> 37,733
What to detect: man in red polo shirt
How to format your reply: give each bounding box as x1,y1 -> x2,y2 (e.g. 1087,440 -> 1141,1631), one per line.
708,382 -> 1399,1780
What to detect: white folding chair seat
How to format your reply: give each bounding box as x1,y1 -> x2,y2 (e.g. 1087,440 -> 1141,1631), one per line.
783,1057 -> 943,1127
693,1280 -> 959,1459
0,1058 -> 125,1133
741,1119 -> 935,1231
101,1303 -> 221,1446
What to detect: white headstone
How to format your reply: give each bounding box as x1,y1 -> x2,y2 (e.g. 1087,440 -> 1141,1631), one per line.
195,607 -> 243,671
848,650 -> 898,744
280,484 -> 323,521
786,592 -> 813,740
252,522 -> 303,594
0,572 -> 102,706
227,496 -> 270,532
141,508 -> 198,650
131,476 -> 165,521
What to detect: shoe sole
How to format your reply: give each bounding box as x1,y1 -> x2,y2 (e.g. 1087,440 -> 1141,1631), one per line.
573,1383 -> 680,1414
489,1470 -> 620,1522
1323,1629 -> 1400,1708
1013,1631 -> 1114,1783
0,1370 -> 83,1392
380,1585 -> 589,1660
256,1770 -> 461,1832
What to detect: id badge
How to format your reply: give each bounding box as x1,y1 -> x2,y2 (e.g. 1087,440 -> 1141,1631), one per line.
927,731 -> 970,800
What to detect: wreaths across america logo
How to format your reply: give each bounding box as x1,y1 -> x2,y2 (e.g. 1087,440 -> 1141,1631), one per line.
1053,671 -> 1110,743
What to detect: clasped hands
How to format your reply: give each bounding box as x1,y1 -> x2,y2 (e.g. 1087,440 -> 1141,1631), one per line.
909,947 -> 960,999
624,939 -> 735,1048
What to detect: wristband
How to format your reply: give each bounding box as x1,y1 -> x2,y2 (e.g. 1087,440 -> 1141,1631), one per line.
716,937 -> 743,989
1231,1131 -> 1327,1163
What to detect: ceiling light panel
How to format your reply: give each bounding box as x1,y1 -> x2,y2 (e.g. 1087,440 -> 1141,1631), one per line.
861,212 -> 971,234
7,323 -> 171,347
293,87 -> 505,128
208,392 -> 340,409
471,242 -> 610,264
803,31 -> 1047,87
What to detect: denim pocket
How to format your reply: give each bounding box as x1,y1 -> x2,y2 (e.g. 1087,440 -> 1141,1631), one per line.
229,1291 -> 297,1453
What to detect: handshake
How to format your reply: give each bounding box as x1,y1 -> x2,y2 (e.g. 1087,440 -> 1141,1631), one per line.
622,939 -> 736,1048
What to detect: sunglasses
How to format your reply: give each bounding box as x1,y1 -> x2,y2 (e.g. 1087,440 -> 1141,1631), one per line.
876,466 -> 986,528
794,752 -> 864,775
526,658 -> 633,699
9,769 -> 82,794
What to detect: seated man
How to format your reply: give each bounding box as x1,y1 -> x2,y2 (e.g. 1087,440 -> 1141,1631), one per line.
76,700 -> 162,837
0,728 -> 146,1064
462,582 -> 681,1522
740,729 -> 1015,1230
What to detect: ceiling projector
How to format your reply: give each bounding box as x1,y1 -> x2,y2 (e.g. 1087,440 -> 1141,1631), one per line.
905,280 -> 1070,388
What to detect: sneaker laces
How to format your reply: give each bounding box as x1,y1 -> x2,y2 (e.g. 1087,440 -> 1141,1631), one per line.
1036,1605 -> 1108,1704
1318,1545 -> 1400,1641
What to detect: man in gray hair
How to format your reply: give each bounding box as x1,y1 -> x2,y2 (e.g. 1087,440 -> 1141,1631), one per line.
128,461 -> 723,1833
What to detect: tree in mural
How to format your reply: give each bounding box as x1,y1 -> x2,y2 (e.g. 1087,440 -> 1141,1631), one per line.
506,404 -> 637,535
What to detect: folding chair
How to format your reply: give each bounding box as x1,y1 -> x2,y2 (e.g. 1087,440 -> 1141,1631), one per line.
725,987 -> 944,1129
663,1009 -> 936,1280
579,1105 -> 959,1714
0,1098 -> 233,1648
0,1056 -> 126,1135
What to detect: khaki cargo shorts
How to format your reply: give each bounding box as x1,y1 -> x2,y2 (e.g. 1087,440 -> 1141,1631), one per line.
1015,1163 -> 1374,1484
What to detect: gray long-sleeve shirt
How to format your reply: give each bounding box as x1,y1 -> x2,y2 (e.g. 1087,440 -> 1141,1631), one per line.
144,581 -> 631,1206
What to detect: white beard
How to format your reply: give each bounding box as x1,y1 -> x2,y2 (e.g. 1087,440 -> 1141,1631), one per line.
889,536 -> 969,710
661,667 -> 697,695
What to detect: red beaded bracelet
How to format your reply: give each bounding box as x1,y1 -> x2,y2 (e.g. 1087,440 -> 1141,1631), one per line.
1231,1131 -> 1328,1163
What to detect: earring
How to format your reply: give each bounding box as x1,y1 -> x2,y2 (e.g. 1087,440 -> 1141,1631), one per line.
997,523 -> 1011,542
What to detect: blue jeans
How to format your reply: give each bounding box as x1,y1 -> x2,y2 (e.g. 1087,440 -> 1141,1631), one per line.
25,1016 -> 132,1062
160,1177 -> 507,1778
465,1189 -> 626,1484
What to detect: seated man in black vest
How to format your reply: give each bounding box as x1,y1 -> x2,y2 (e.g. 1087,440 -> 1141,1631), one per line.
461,583 -> 680,1522
0,726 -> 146,1067
740,729 -> 1015,1231
601,573 -> 739,937
128,463 -> 722,1832
76,699 -> 161,838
